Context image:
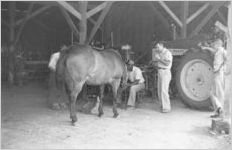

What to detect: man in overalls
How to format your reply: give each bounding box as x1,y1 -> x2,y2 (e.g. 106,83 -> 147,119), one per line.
152,42 -> 173,113
201,39 -> 227,118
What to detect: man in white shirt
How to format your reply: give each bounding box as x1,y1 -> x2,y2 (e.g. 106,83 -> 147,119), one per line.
152,42 -> 173,113
126,60 -> 145,108
201,39 -> 227,118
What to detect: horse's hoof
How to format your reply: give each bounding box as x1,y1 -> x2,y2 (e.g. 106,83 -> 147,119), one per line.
71,122 -> 76,126
113,113 -> 119,118
98,113 -> 103,117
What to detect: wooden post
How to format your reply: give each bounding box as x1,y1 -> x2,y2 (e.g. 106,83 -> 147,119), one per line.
79,1 -> 88,44
8,1 -> 16,85
181,1 -> 189,38
225,1 -> 232,139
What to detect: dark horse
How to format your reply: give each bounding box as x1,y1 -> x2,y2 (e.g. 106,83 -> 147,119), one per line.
55,44 -> 127,125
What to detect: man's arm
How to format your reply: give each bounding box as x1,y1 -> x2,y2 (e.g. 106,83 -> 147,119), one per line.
200,46 -> 216,53
156,51 -> 172,67
158,59 -> 171,66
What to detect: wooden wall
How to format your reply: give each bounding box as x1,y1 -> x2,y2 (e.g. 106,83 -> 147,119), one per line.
102,2 -> 172,64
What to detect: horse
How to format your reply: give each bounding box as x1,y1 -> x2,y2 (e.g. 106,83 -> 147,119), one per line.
51,44 -> 127,125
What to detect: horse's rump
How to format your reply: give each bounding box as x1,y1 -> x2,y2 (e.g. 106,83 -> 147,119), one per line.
55,44 -> 127,88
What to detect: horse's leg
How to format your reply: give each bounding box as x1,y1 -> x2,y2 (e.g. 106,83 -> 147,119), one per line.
98,85 -> 105,117
69,82 -> 84,125
111,79 -> 121,118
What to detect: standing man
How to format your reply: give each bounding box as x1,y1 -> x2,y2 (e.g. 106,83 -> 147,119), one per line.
126,60 -> 145,109
152,42 -> 173,113
201,39 -> 227,118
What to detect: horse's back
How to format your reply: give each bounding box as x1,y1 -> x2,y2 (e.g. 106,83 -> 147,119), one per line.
65,45 -> 95,81
62,45 -> 125,85
94,49 -> 125,77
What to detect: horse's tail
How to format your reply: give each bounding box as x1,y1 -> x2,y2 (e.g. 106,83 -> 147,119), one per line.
121,63 -> 128,87
55,52 -> 68,90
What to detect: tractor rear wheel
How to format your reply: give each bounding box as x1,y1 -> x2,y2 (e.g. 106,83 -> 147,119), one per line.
175,49 -> 214,110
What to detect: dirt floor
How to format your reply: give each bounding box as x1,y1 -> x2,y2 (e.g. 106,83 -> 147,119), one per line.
1,82 -> 231,149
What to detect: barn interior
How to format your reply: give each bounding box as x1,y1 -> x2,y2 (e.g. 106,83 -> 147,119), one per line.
1,1 -> 231,149
1,1 -> 228,81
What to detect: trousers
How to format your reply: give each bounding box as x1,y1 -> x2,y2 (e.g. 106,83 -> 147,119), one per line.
157,69 -> 172,110
210,70 -> 225,110
127,83 -> 145,106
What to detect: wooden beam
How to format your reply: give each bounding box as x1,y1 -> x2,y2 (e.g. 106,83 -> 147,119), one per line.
86,2 -> 107,18
8,1 -> 16,85
16,5 -> 52,26
158,1 -> 183,27
87,1 -> 114,44
79,1 -> 88,44
189,2 -> 225,38
1,8 -> 29,14
217,10 -> 227,25
187,3 -> 210,24
181,1 -> 189,38
89,18 -> 103,30
14,3 -> 35,45
9,1 -> 16,49
59,7 -> 79,39
148,2 -> 170,31
57,1 -> 81,20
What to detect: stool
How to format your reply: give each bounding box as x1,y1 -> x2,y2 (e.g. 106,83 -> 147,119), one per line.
136,89 -> 146,103
121,88 -> 145,108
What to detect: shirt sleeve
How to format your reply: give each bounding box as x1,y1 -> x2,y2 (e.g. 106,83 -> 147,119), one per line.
162,50 -> 172,62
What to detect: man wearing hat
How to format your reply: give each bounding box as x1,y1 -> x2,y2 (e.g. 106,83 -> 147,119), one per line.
126,60 -> 145,109
152,42 -> 173,113
200,39 -> 227,118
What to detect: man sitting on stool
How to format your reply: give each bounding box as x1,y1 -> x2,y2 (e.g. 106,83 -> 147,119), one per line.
126,60 -> 145,109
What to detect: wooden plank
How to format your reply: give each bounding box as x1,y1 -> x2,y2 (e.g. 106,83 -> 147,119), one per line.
187,3 -> 209,24
14,3 -> 35,45
57,1 -> 81,20
87,1 -> 114,44
33,19 -> 56,32
2,19 -> 10,29
189,2 -> 225,38
59,7 -> 79,39
158,1 -> 183,27
217,10 -> 227,25
181,1 -> 189,38
79,1 -> 88,44
211,118 -> 230,134
87,2 -> 107,18
16,5 -> 52,26
9,1 -> 16,50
